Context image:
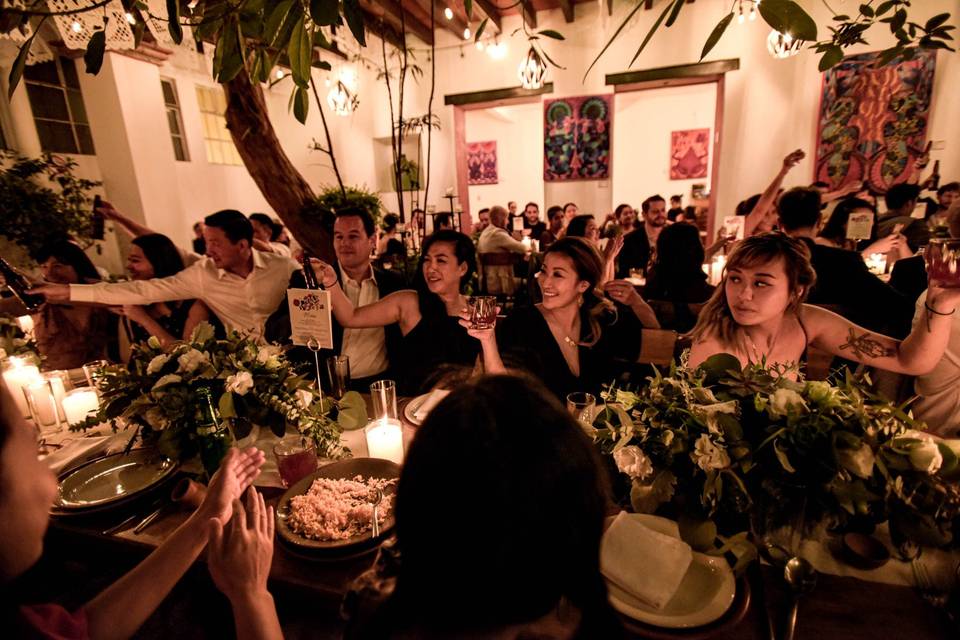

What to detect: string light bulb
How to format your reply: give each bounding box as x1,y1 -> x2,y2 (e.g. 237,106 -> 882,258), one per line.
476,41 -> 484,51
518,46 -> 547,90
487,39 -> 508,60
274,69 -> 285,80
463,27 -> 471,40
71,20 -> 82,33
125,12 -> 136,25
444,7 -> 453,20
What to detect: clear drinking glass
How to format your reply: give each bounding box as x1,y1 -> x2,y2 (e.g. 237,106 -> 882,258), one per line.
370,380 -> 398,421
925,239 -> 960,287
326,355 -> 351,398
566,392 -> 596,426
23,379 -> 62,436
82,359 -> 110,389
469,296 -> 498,330
273,437 -> 318,488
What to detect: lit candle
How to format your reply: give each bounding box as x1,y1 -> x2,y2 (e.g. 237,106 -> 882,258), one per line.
43,371 -> 69,423
16,315 -> 34,335
24,380 -> 60,429
2,356 -> 42,417
522,237 -> 532,252
365,418 -> 404,464
61,387 -> 100,426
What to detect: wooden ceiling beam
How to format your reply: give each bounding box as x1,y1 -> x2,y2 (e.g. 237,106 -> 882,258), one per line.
472,0 -> 503,31
415,0 -> 468,39
368,0 -> 435,45
358,3 -> 412,49
519,0 -> 537,29
557,0 -> 574,23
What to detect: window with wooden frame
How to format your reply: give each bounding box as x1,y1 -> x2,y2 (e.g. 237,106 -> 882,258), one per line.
160,78 -> 189,162
194,85 -> 242,166
23,57 -> 95,155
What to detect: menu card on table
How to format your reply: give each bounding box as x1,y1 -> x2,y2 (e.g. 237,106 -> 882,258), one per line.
846,211 -> 875,240
287,288 -> 333,349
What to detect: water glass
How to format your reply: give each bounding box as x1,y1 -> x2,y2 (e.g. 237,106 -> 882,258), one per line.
566,392 -> 596,425
273,437 -> 318,488
469,296 -> 498,330
370,380 -> 398,421
326,355 -> 351,398
23,379 -> 62,436
82,359 -> 110,389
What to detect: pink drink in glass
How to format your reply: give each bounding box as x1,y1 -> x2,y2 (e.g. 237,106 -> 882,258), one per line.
274,439 -> 318,488
925,240 -> 960,287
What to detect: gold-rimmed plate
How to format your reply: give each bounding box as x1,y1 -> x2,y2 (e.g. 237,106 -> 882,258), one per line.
54,449 -> 177,511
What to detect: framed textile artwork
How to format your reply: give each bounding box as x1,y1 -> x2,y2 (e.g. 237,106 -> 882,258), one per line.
815,49 -> 936,195
670,129 -> 710,180
544,94 -> 612,181
467,141 -> 498,185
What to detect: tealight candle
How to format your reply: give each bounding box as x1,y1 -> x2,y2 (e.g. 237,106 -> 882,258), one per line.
2,356 -> 42,417
62,387 -> 100,426
365,418 -> 404,464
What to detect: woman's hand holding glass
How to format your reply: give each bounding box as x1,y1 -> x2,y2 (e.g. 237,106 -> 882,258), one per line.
604,280 -> 643,307
458,303 -> 500,344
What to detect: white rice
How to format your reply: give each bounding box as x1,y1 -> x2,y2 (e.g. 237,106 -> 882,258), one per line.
287,475 -> 396,541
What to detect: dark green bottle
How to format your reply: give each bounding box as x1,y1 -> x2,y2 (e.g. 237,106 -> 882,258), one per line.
196,387 -> 232,479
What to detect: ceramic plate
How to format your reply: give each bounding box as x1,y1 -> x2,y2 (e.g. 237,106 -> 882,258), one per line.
54,449 -> 177,510
603,514 -> 736,629
276,457 -> 400,555
403,393 -> 431,426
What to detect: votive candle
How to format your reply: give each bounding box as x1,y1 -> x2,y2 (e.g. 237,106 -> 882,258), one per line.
2,356 -> 42,417
62,387 -> 100,426
365,418 -> 404,464
24,380 -> 60,432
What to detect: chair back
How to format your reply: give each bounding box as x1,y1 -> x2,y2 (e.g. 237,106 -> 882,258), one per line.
479,252 -> 521,296
638,328 -> 679,366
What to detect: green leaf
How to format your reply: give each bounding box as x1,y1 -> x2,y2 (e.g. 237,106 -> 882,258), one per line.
337,390 -> 368,430
7,21 -> 41,98
84,29 -> 107,74
890,8 -> 907,33
584,0 -> 644,79
629,0 -> 675,67
288,16 -> 312,89
665,0 -> 686,28
818,44 -> 844,71
264,0 -> 295,47
875,1 -> 895,16
700,12 -> 734,61
166,0 -> 183,44
925,13 -> 951,31
292,85 -> 309,124
343,0 -> 366,46
475,18 -> 489,42
758,0 -> 818,42
537,29 -> 565,40
311,59 -> 332,70
464,0 -> 472,19
678,516 -> 717,552
859,4 -> 873,19
214,20 -> 244,83
309,0 -> 339,26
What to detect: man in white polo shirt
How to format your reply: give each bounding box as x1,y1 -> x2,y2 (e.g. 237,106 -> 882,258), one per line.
31,210 -> 298,341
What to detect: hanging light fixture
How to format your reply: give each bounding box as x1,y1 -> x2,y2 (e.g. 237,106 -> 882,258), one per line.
444,6 -> 454,20
487,38 -> 508,60
327,80 -> 359,116
736,0 -> 759,25
766,29 -> 802,59
463,27 -> 471,40
518,46 -> 547,90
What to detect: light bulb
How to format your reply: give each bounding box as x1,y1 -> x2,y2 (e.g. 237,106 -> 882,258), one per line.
327,81 -> 358,116
71,21 -> 82,33
125,12 -> 136,25
476,41 -> 484,51
444,7 -> 453,20
749,6 -> 757,20
737,12 -> 744,24
274,69 -> 284,80
766,29 -> 802,59
463,27 -> 471,40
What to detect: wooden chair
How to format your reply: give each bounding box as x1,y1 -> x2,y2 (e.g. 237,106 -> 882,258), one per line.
638,328 -> 679,366
479,252 -> 523,301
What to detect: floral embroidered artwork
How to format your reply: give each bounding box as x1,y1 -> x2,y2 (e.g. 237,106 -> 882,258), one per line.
670,129 -> 710,180
466,141 -> 498,185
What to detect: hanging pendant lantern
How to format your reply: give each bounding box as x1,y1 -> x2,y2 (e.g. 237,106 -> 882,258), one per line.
766,29 -> 803,59
327,81 -> 359,116
518,46 -> 547,90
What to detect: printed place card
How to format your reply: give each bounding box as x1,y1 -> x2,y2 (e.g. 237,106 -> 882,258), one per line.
287,288 -> 333,349
846,211 -> 875,240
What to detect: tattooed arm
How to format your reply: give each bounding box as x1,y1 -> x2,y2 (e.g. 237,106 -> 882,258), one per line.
802,289 -> 960,375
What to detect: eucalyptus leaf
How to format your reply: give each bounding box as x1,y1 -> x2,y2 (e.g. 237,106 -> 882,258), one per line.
700,12 -> 734,61
218,392 -> 237,420
292,85 -> 309,124
665,0 -> 686,29
475,18 -> 488,42
537,29 -> 565,40
758,0 -> 818,42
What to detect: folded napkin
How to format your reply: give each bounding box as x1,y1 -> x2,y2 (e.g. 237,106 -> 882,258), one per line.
42,435 -> 114,475
600,512 -> 694,610
413,389 -> 450,423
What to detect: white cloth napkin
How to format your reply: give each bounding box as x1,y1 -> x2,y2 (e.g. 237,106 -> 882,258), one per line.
42,435 -> 114,475
600,512 -> 694,610
413,389 -> 450,422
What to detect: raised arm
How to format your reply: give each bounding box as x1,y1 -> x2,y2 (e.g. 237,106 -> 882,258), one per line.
312,260 -> 421,334
458,311 -> 507,374
97,199 -> 155,238
29,264 -> 203,307
803,286 -> 960,375
745,149 -> 805,236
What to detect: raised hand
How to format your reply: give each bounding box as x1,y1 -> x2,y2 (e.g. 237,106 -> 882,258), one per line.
27,282 -> 70,302
458,305 -> 500,344
782,149 -> 806,171
196,447 -> 265,525
604,280 -> 643,307
307,258 -> 339,288
207,487 -> 275,604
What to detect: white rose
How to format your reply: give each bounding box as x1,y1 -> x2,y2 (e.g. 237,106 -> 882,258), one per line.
909,440 -> 943,474
613,445 -> 654,480
144,406 -> 169,430
147,354 -> 170,375
768,388 -> 806,418
691,433 -> 731,471
151,374 -> 182,392
837,442 -> 875,479
225,371 -> 254,396
177,348 -> 209,373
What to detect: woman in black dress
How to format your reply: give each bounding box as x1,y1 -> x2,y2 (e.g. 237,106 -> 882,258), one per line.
465,237 -> 642,401
643,222 -> 715,332
316,230 -> 479,395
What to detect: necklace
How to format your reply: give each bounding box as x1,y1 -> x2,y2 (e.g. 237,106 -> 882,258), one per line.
542,306 -> 579,349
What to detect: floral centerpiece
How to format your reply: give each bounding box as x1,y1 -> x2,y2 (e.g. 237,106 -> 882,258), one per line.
0,316 -> 38,360
77,323 -> 364,466
588,354 -> 960,565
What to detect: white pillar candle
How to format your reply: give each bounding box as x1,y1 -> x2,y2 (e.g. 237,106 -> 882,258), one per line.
62,387 -> 100,426
2,356 -> 42,417
24,380 -> 60,429
365,418 -> 404,464
43,371 -> 69,422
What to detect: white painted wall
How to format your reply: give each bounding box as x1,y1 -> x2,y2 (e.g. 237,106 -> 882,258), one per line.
612,82 -> 716,212
464,103 -> 544,219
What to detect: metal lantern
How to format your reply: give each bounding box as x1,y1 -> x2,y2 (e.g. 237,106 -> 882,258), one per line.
766,29 -> 803,59
518,46 -> 547,90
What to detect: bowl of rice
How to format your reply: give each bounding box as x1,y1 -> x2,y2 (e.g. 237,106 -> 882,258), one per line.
276,457 -> 400,554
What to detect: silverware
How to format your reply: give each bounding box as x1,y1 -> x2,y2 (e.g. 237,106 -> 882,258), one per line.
912,557 -> 948,609
101,513 -> 139,536
132,505 -> 166,534
370,488 -> 383,538
783,556 -> 818,640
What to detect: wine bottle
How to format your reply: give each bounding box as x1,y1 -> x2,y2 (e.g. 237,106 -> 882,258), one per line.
195,386 -> 231,479
928,160 -> 941,192
301,252 -> 323,290
0,258 -> 43,311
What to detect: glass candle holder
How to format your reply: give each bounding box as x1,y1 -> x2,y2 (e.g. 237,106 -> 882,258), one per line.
364,418 -> 404,464
23,379 -> 62,435
43,370 -> 71,423
326,355 -> 351,398
2,356 -> 42,417
83,359 -> 110,390
370,380 -> 398,421
566,392 -> 596,426
62,387 -> 100,426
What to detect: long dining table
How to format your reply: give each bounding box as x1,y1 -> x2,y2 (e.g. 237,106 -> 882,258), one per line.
39,398 -> 957,639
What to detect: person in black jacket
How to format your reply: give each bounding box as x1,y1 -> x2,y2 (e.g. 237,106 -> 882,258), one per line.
615,194 -> 667,278
265,208 -> 405,391
777,187 -> 913,338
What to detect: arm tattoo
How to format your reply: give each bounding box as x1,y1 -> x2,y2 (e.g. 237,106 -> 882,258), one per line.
838,328 -> 896,360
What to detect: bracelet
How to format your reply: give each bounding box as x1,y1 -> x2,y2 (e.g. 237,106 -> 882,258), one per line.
925,301 -> 956,316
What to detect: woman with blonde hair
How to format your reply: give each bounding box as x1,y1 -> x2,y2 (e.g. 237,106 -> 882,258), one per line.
687,232 -> 960,376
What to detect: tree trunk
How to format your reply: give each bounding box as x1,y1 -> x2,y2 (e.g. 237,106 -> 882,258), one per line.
223,70 -> 334,262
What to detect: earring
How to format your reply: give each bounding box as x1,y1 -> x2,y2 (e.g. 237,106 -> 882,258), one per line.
577,294 -> 584,307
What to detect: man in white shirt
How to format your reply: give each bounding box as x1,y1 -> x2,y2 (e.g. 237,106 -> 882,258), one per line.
250,212 -> 292,257
477,206 -> 528,255
31,210 -> 299,341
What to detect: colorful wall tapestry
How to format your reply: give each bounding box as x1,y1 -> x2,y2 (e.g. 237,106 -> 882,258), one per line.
466,141 -> 498,185
815,49 -> 936,195
670,129 -> 710,180
544,95 -> 612,181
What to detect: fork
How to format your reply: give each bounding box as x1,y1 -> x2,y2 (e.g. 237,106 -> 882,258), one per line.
912,558 -> 948,609
370,488 -> 383,538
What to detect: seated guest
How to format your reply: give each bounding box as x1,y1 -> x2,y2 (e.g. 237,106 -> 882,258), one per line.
522,202 -> 547,240
434,213 -> 453,231
566,214 -> 622,284
667,195 -> 683,221
612,203 -> 637,236
644,223 -> 715,333
192,222 -> 206,255
313,230 -> 480,395
465,238 -> 646,401
925,181 -> 959,233
1,241 -> 113,370
32,210 -> 300,342
539,205 -> 565,251
377,213 -> 401,256
0,381 -> 280,639
912,287 -> 960,437
470,207 -> 490,244
877,183 -> 929,252
817,197 -> 909,261
250,212 -> 291,257
616,194 -> 667,278
408,208 -> 425,249
477,206 -> 528,296
562,202 -> 579,227
266,207 -> 405,389
677,205 -> 698,224
777,187 -> 914,337
346,375 -> 621,638
115,233 -> 215,353
687,233 -> 959,377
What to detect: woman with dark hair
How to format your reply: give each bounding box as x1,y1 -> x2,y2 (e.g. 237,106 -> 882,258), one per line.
465,237 -> 646,400
347,375 -> 622,639
314,230 -> 480,394
644,223 -> 715,332
0,240 -> 113,370
114,233 -> 213,351
817,197 -> 909,260
687,232 -> 960,376
565,215 -> 623,285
